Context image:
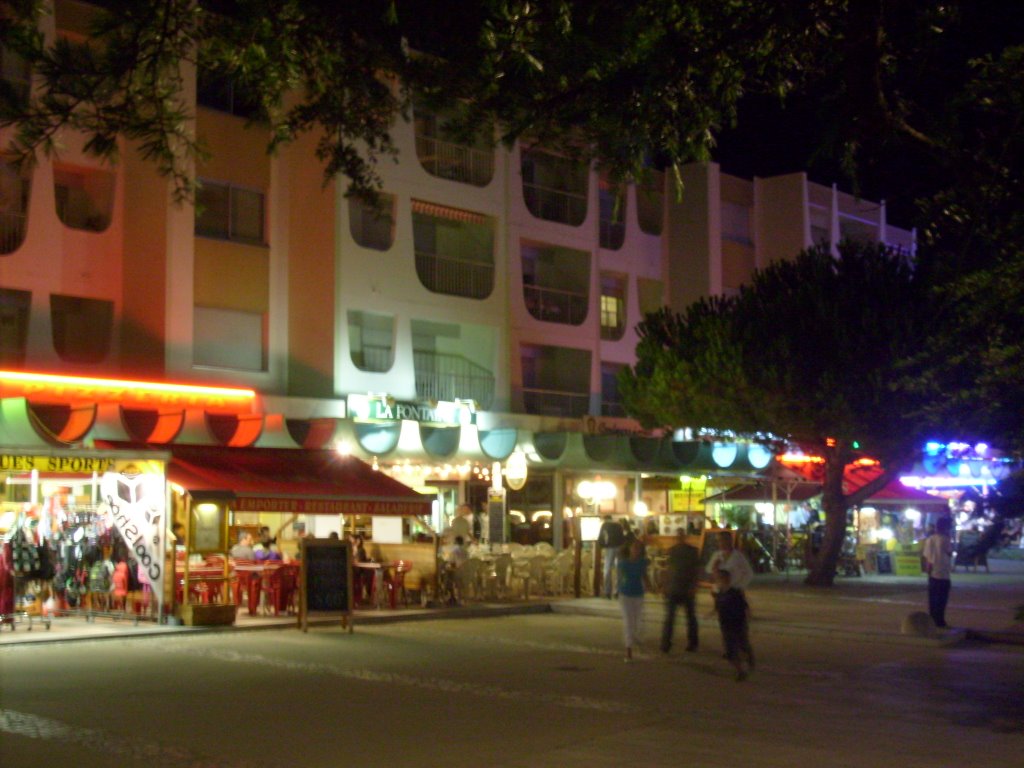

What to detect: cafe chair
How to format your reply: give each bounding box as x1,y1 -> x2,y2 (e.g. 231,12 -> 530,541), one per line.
385,560 -> 412,608
483,553 -> 512,600
264,565 -> 299,616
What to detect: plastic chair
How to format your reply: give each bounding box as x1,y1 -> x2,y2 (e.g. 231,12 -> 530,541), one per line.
484,553 -> 512,599
385,561 -> 412,608
264,565 -> 299,615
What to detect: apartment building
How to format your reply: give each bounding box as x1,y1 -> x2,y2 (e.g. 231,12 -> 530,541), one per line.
0,1 -> 916,542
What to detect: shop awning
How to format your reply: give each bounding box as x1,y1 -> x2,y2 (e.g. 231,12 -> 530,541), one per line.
159,444 -> 432,516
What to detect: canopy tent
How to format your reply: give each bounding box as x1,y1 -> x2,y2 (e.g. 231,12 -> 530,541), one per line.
95,442 -> 432,516
703,462 -> 946,507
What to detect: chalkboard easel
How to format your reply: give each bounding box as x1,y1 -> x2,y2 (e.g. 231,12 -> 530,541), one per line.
299,538 -> 353,633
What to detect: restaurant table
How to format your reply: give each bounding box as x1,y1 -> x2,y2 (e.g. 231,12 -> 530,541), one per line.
355,561 -> 407,609
234,562 -> 297,615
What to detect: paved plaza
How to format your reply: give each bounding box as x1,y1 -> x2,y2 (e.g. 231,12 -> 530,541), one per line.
2,558 -> 1022,768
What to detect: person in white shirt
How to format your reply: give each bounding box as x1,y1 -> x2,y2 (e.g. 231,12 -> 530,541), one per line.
922,516 -> 954,628
706,530 -> 753,593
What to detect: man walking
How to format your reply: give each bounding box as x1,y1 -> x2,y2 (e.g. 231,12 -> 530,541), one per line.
707,529 -> 753,594
661,527 -> 701,653
598,515 -> 625,598
922,516 -> 954,628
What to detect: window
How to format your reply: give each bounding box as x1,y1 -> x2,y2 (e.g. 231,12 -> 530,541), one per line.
1,45 -> 31,107
0,159 -> 30,254
0,288 -> 31,366
636,169 -> 664,235
601,362 -> 627,417
521,149 -> 588,226
412,200 -> 494,299
196,69 -> 263,119
600,272 -> 627,340
722,201 -> 752,245
349,194 -> 395,251
598,176 -> 626,249
50,294 -> 114,364
521,243 -> 590,325
348,311 -> 395,372
193,306 -> 266,371
196,180 -> 265,244
520,343 -> 591,417
413,106 -> 494,187
54,165 -> 114,232
637,277 -> 664,316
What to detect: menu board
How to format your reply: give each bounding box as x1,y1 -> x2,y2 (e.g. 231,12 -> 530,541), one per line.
298,538 -> 353,632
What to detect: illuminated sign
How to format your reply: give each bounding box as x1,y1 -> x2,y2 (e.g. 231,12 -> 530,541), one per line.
0,454 -> 117,473
0,370 -> 255,412
346,394 -> 476,426
233,496 -> 431,516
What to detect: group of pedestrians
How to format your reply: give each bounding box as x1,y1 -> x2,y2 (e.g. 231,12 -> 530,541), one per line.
609,513 -> 957,679
604,520 -> 756,681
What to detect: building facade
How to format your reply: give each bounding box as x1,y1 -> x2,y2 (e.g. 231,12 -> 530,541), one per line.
1,1 -> 917,547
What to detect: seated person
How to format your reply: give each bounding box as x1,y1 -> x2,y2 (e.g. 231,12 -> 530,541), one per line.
230,532 -> 256,560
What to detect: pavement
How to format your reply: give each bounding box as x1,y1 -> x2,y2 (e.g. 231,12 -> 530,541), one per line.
3,554 -> 1022,648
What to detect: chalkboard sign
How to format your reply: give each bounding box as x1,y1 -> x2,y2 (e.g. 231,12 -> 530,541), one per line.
299,538 -> 353,632
699,529 -> 733,584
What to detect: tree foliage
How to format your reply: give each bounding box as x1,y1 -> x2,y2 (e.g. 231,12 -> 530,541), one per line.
622,242 -> 928,585
0,0 -> 840,201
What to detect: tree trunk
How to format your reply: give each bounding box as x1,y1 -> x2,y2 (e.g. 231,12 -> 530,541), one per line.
805,452 -> 848,586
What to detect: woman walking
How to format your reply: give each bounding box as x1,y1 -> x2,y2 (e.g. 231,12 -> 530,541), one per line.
618,539 -> 653,661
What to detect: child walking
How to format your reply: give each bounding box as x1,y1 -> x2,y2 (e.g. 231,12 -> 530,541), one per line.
713,568 -> 755,681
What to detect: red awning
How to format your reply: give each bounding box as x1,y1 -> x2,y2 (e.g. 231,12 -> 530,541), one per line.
164,444 -> 432,516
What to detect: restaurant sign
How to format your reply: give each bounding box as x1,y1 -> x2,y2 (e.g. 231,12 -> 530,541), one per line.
347,393 -> 476,426
0,454 -> 118,473
234,496 -> 431,517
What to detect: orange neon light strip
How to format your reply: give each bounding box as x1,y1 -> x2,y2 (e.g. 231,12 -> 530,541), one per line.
777,453 -> 826,464
0,370 -> 256,412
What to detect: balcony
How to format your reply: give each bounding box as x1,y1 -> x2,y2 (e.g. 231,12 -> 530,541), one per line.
523,182 -> 587,227
521,388 -> 590,418
415,251 -> 493,300
524,284 -> 588,325
414,351 -> 495,409
415,135 -> 494,187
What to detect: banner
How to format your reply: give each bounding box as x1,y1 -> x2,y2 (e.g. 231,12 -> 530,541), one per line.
100,466 -> 167,604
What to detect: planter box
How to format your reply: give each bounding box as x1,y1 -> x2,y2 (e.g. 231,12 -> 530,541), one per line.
180,603 -> 237,626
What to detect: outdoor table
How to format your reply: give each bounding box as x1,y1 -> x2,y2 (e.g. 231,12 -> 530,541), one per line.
355,562 -> 405,609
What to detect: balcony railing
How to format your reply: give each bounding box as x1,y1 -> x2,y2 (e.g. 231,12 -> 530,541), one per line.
0,210 -> 27,254
415,135 -> 495,187
414,351 -> 495,409
415,251 -> 494,299
351,343 -> 393,373
522,182 -> 587,226
521,387 -> 590,418
524,284 -> 588,325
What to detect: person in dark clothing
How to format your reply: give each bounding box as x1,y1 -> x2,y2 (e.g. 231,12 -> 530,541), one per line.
660,528 -> 701,654
713,568 -> 755,681
597,516 -> 625,598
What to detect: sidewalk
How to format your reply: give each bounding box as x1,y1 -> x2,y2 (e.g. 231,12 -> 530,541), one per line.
3,557 -> 1022,648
